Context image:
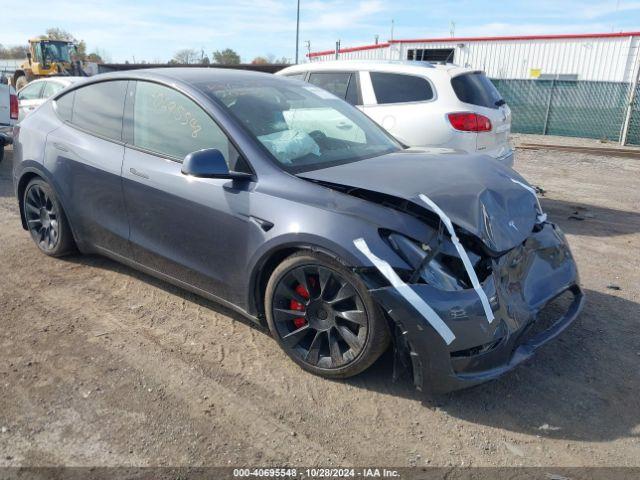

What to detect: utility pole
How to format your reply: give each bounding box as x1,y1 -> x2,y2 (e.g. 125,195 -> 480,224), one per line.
390,19 -> 394,41
305,40 -> 311,61
295,0 -> 301,64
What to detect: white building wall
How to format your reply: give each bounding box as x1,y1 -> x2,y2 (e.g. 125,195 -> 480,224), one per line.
309,34 -> 640,83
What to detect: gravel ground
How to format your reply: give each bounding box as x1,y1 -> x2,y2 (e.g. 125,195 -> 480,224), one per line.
0,138 -> 639,468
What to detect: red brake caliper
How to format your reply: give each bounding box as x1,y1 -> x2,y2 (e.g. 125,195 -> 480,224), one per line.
290,284 -> 309,329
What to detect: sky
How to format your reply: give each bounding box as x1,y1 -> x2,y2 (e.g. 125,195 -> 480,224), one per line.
1,0 -> 640,63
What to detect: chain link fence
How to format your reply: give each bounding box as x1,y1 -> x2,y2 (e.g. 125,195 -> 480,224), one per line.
491,78 -> 640,145
625,83 -> 640,145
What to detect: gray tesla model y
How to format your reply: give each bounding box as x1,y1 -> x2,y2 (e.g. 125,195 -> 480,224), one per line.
12,68 -> 583,393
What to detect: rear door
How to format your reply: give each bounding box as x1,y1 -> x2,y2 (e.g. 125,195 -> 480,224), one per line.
44,80 -> 130,255
361,71 -> 436,146
450,71 -> 512,158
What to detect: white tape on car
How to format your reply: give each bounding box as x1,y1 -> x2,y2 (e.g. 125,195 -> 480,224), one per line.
418,194 -> 495,324
510,178 -> 547,223
353,238 -> 456,345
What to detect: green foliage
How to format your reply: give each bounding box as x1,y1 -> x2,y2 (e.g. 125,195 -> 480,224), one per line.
212,48 -> 241,65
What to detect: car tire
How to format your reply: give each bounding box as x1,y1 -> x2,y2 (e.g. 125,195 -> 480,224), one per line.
23,178 -> 76,257
265,250 -> 390,379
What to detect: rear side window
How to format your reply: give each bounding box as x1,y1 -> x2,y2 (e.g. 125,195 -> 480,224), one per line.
451,72 -> 503,109
370,72 -> 434,104
54,91 -> 75,122
132,81 -> 245,170
308,72 -> 361,106
71,81 -> 128,140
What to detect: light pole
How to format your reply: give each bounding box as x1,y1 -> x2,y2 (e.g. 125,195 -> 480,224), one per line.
295,0 -> 300,64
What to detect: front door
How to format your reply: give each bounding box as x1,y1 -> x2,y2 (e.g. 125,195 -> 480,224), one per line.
121,80 -> 256,303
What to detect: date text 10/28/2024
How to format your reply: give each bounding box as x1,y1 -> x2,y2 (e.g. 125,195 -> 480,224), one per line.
233,468 -> 401,478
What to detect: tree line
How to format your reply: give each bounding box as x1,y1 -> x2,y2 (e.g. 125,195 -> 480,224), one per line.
0,27 -> 290,66
171,48 -> 290,65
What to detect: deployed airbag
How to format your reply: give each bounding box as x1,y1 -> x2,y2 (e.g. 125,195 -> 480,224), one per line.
258,129 -> 320,164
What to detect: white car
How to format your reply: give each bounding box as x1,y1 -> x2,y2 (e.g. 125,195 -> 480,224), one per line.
0,81 -> 17,163
17,77 -> 84,121
277,60 -> 514,166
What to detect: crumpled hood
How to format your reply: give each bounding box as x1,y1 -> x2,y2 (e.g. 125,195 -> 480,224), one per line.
299,150 -> 538,253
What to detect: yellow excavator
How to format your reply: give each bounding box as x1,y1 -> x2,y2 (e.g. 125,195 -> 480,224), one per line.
12,38 -> 82,90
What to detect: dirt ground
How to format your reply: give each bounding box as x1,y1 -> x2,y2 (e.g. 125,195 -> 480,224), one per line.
0,136 -> 639,468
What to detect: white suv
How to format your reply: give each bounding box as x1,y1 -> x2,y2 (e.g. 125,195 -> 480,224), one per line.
277,60 -> 514,167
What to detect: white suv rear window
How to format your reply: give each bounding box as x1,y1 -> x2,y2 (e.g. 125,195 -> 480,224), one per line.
451,72 -> 504,109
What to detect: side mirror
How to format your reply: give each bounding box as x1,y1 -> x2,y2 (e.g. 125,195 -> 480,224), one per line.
181,148 -> 253,180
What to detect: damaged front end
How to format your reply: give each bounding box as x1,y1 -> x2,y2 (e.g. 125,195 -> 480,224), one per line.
361,220 -> 583,394
301,151 -> 583,393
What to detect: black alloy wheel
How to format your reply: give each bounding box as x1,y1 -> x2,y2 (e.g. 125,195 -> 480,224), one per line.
266,252 -> 390,378
23,178 -> 75,257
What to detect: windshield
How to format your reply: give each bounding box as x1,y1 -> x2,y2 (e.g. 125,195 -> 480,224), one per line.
40,41 -> 74,63
198,77 -> 401,172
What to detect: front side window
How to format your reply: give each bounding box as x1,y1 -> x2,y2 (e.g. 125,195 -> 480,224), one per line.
370,72 -> 434,104
307,72 -> 361,106
71,81 -> 128,141
33,43 -> 44,64
132,81 -> 242,169
198,77 -> 400,172
308,72 -> 351,99
42,81 -> 65,98
344,74 -> 361,106
18,82 -> 44,101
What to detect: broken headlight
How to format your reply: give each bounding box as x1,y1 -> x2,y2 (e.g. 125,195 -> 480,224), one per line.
384,230 -> 489,291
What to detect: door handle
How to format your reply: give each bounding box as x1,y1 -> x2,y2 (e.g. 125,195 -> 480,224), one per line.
53,142 -> 69,152
129,167 -> 149,179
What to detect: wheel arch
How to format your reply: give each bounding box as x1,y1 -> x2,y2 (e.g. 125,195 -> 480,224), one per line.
16,166 -> 78,245
17,171 -> 43,230
247,242 -> 350,322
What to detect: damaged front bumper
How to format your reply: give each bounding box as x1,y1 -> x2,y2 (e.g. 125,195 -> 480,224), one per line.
368,222 -> 584,394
